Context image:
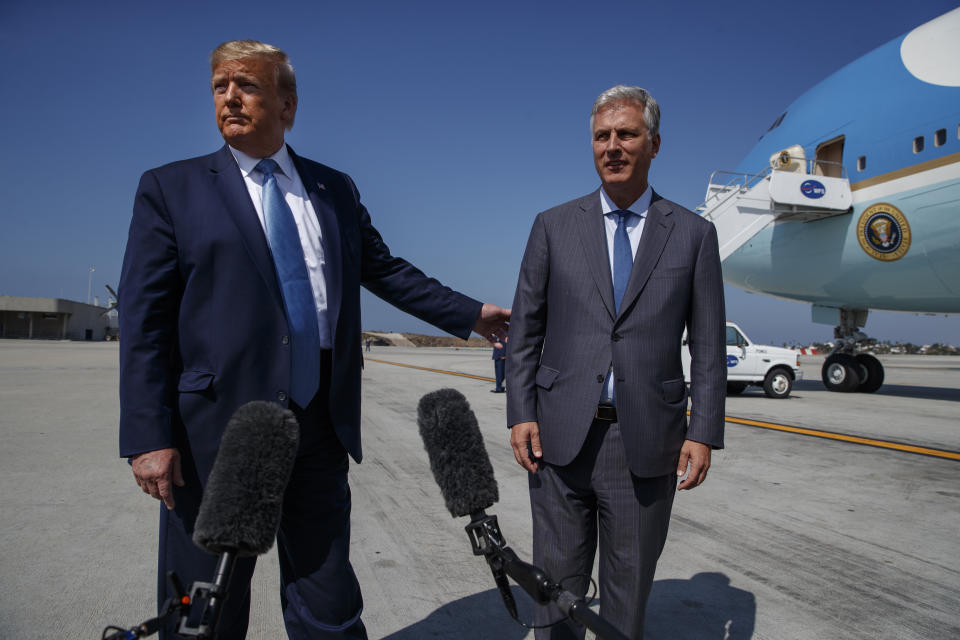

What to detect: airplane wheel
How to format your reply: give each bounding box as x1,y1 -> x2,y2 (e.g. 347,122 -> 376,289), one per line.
763,368 -> 793,399
727,382 -> 748,395
855,354 -> 884,393
822,354 -> 861,392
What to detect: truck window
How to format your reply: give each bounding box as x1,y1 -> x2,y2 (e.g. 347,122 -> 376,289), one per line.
726,326 -> 744,346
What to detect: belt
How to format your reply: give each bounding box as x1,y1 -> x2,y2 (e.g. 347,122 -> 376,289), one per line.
594,404 -> 617,422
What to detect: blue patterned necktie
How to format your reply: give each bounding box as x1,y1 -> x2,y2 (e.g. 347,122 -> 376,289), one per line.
604,209 -> 635,407
613,210 -> 634,312
257,158 -> 321,407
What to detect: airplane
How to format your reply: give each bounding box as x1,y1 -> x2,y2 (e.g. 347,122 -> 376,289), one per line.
697,7 -> 960,393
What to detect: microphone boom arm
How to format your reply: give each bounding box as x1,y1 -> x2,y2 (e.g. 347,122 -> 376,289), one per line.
465,512 -> 629,640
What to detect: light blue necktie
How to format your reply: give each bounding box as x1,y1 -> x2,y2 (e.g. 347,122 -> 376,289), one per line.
605,210 -> 634,406
257,158 -> 321,407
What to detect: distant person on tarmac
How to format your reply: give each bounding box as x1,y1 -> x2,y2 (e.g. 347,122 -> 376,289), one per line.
492,337 -> 507,393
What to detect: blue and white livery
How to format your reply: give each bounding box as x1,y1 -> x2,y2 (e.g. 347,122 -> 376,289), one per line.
698,8 -> 960,393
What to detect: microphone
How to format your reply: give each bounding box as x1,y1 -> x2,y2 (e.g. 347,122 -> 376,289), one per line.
193,400 -> 299,555
416,389 -> 628,640
417,388 -> 498,517
103,401 -> 300,640
186,401 -> 299,638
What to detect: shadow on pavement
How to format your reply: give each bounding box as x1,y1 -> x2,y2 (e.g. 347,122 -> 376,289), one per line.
382,572 -> 755,639
380,587 -> 534,639
792,379 -> 960,402
646,572 -> 756,639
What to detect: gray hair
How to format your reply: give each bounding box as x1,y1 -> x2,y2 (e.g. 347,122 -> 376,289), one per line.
210,40 -> 298,127
590,85 -> 660,137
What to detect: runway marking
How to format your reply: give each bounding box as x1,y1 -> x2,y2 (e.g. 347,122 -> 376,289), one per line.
365,357 -> 960,461
364,357 -> 497,382
722,415 -> 960,461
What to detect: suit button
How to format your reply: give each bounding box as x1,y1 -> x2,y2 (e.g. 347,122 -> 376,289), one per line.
597,375 -> 604,383
281,335 -> 289,345
612,332 -> 622,342
277,391 -> 287,402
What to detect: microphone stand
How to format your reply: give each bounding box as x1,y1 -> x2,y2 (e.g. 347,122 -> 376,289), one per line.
102,551 -> 236,640
465,512 -> 630,640
102,573 -> 190,640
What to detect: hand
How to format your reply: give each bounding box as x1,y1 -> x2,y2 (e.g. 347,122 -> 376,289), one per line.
510,421 -> 542,473
474,303 -> 510,347
677,440 -> 711,490
131,448 -> 185,509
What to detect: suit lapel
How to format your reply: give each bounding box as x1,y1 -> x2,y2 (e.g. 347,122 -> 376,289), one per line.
617,192 -> 674,322
289,146 -> 343,342
575,191 -> 616,321
209,146 -> 285,309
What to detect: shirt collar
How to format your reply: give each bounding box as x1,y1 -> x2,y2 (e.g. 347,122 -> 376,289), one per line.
600,185 -> 652,217
228,143 -> 296,179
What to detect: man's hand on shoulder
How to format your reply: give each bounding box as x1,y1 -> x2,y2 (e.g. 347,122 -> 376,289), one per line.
677,439 -> 711,491
474,303 -> 510,347
510,421 -> 542,473
131,448 -> 185,509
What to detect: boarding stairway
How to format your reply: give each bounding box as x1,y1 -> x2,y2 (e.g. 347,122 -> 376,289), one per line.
695,146 -> 853,261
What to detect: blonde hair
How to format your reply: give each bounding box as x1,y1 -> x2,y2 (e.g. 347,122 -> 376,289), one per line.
210,40 -> 298,127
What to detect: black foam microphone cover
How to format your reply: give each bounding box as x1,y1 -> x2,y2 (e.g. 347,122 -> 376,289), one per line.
193,401 -> 299,556
417,388 -> 499,518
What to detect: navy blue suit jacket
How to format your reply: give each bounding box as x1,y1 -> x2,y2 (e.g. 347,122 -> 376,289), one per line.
119,145 -> 480,480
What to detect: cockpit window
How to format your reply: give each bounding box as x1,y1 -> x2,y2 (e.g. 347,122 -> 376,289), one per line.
766,112 -> 787,132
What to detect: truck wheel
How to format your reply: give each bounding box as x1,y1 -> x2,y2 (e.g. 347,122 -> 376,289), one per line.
763,368 -> 792,398
821,354 -> 861,392
726,382 -> 748,395
855,354 -> 884,393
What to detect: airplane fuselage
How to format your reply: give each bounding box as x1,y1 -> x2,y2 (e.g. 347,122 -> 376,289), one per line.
721,9 -> 960,314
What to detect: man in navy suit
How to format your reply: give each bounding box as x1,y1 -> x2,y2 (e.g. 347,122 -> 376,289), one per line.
119,40 -> 509,640
507,86 -> 725,638
491,338 -> 507,393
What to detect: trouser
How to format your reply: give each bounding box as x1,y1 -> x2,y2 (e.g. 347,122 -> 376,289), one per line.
158,372 -> 367,639
529,419 -> 676,640
494,359 -> 506,390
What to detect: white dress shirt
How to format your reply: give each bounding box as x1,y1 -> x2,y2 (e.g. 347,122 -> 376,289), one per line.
599,185 -> 652,404
229,145 -> 333,349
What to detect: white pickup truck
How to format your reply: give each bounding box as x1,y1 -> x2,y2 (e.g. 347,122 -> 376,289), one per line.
682,322 -> 803,398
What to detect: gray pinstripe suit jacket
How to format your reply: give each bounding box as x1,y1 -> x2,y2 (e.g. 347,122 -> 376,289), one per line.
506,189 -> 726,477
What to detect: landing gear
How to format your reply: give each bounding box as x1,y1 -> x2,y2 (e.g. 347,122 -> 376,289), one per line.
822,353 -> 861,392
855,353 -> 884,393
819,308 -> 885,393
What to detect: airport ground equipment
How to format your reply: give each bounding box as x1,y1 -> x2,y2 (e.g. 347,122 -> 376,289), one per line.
684,322 -> 802,399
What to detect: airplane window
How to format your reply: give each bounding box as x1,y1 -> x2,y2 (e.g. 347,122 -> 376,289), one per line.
913,136 -> 924,154
857,156 -> 866,171
934,129 -> 946,147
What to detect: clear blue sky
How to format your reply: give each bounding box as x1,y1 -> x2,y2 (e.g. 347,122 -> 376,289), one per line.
1,0 -> 956,345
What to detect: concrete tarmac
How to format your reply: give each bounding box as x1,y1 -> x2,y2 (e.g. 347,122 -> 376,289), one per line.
0,341 -> 958,639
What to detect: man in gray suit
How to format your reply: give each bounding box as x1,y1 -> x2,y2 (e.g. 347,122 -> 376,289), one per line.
506,85 -> 726,639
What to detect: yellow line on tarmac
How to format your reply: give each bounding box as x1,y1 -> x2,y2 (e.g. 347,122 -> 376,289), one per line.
720,415 -> 960,461
366,357 -> 960,461
365,357 -> 496,383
